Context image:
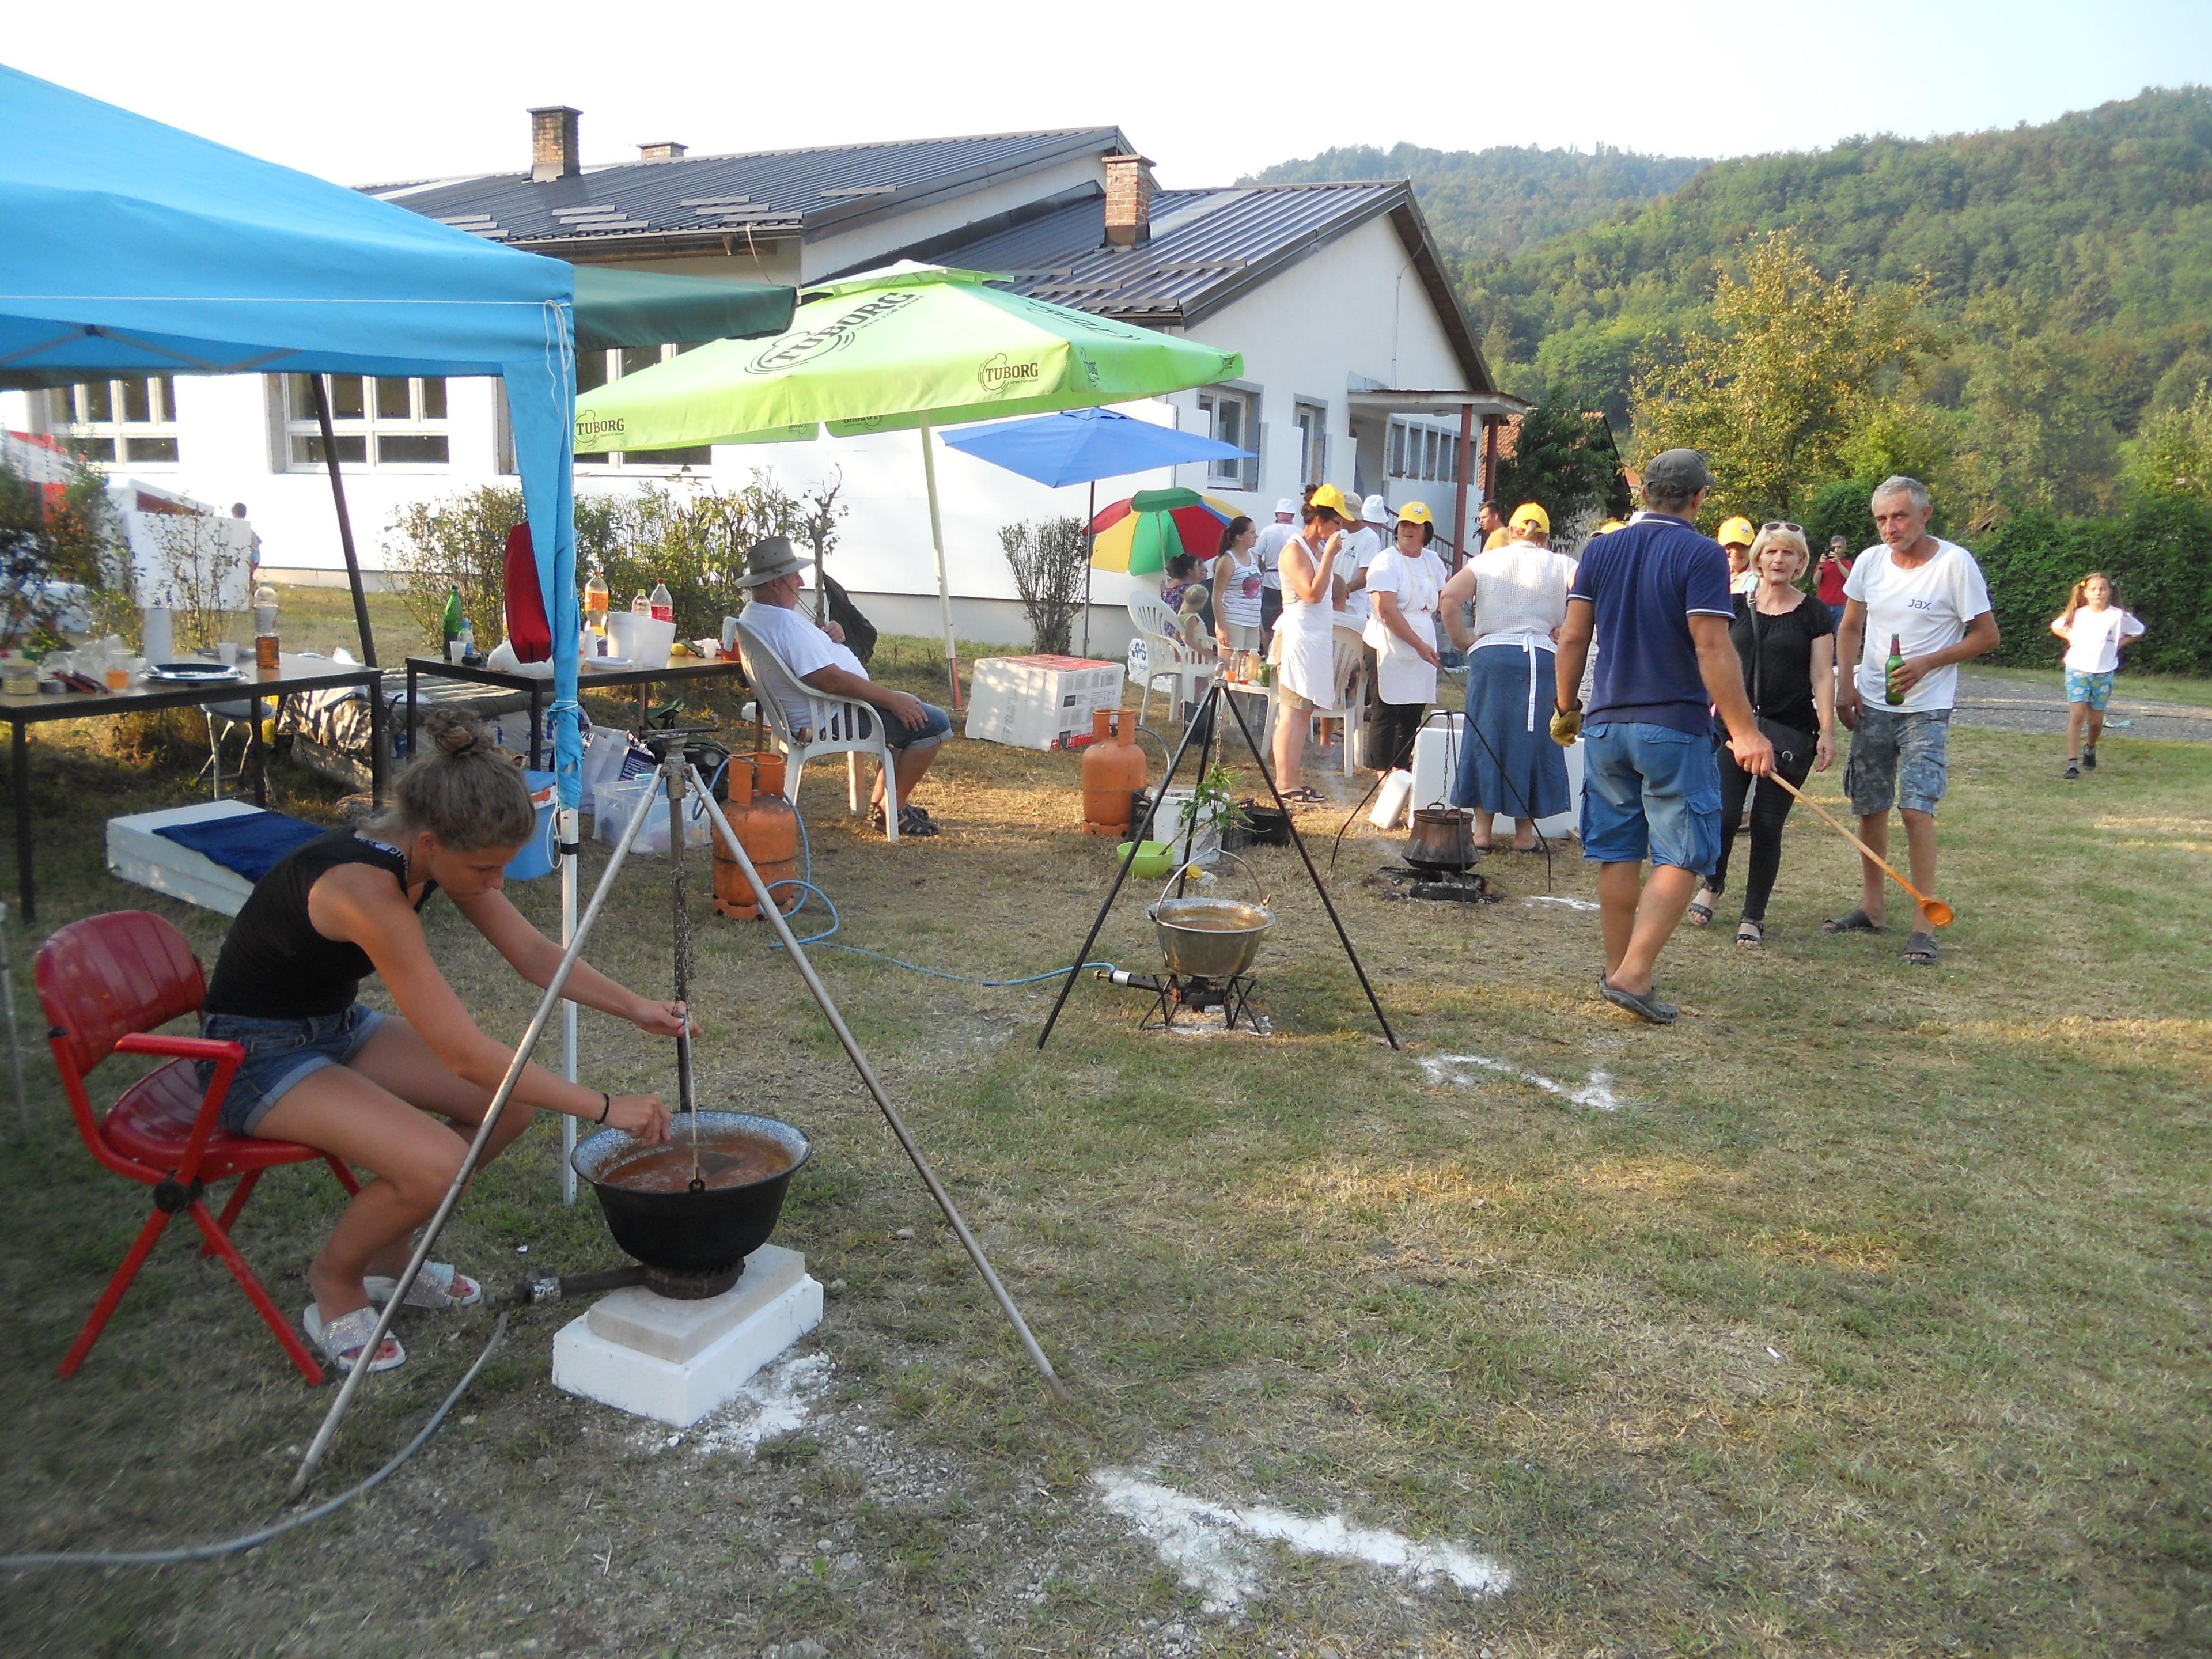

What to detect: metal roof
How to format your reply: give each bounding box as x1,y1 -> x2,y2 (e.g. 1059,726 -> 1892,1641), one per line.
371,127 -> 1127,252
906,180 -> 1500,393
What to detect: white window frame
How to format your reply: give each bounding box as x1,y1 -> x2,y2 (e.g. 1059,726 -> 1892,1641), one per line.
282,373 -> 452,470
1195,387 -> 1260,491
1387,416 -> 1464,485
1294,400 -> 1328,487
52,376 -> 181,467
571,344 -> 713,472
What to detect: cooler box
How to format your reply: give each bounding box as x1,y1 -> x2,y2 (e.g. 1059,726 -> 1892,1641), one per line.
1410,713 -> 1581,839
504,770 -> 560,882
964,654 -> 1126,751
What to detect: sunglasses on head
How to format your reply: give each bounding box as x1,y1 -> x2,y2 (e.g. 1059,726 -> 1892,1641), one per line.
1760,521 -> 1803,533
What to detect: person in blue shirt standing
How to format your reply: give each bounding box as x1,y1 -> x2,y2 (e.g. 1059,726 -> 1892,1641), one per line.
1550,449 -> 1775,1023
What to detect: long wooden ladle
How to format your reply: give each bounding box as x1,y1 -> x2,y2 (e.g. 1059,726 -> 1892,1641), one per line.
1766,773 -> 1955,927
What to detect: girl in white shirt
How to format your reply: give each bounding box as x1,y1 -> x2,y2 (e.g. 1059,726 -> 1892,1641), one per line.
2049,571 -> 2146,779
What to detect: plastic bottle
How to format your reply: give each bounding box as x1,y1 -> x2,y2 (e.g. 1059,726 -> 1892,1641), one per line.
441,588 -> 465,654
253,585 -> 281,671
1884,634 -> 1906,706
631,591 -> 650,618
649,581 -> 674,624
585,572 -> 609,626
457,619 -> 476,664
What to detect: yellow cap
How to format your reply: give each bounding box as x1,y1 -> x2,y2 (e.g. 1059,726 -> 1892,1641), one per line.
1396,501 -> 1433,526
1717,515 -> 1756,548
1509,501 -> 1550,532
1306,484 -> 1350,517
1596,518 -> 1627,534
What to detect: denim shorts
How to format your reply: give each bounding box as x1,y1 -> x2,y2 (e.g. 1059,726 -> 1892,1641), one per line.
198,1004 -> 385,1136
1844,707 -> 1951,817
830,701 -> 952,751
2063,669 -> 2115,711
1579,721 -> 1722,872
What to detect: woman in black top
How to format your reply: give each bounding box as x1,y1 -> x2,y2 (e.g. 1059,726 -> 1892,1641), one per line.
199,711 -> 679,1374
1688,524 -> 1836,945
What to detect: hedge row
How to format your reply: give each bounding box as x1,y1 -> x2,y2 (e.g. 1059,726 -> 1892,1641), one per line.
1971,498 -> 2212,676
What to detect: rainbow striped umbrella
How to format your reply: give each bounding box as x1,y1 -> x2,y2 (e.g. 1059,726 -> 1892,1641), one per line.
1088,487 -> 1240,574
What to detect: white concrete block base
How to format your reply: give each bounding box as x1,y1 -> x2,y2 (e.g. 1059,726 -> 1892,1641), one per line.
551,1245 -> 823,1428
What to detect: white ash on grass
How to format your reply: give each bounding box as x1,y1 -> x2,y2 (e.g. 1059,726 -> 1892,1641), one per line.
1416,1050 -> 1626,1111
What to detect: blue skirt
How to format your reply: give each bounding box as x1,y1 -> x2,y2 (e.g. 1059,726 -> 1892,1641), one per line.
1454,642 -> 1570,819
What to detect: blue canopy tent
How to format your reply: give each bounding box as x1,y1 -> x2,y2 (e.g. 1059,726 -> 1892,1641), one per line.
939,406 -> 1255,656
0,62 -> 584,812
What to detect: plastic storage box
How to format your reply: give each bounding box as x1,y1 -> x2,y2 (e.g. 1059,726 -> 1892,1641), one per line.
964,654 -> 1126,751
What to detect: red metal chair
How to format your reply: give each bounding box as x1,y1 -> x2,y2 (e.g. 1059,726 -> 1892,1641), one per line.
35,910 -> 362,1384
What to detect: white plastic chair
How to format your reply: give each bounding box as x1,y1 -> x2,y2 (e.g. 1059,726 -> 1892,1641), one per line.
733,616 -> 900,843
1128,592 -> 1216,726
1258,619 -> 1369,777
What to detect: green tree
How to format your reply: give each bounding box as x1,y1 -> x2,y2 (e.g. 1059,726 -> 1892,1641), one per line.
1488,385 -> 1623,536
1629,230 -> 1937,520
2127,380 -> 2212,502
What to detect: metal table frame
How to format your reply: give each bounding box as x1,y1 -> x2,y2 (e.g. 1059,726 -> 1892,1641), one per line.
404,655 -> 754,769
4,656 -> 386,924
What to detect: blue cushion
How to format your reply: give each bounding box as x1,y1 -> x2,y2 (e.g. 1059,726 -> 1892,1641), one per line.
152,810 -> 325,882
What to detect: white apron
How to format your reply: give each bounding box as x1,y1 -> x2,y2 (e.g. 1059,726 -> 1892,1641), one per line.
1362,550 -> 1441,706
1276,533 -> 1340,706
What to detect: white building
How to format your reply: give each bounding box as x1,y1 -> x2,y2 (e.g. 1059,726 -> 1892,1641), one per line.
2,112 -> 1518,653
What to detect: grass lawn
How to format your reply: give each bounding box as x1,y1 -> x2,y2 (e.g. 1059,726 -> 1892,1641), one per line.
1,635 -> 2207,1657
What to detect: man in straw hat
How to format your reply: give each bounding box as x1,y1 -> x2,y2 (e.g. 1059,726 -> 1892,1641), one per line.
1550,449 -> 1774,1023
736,536 -> 950,838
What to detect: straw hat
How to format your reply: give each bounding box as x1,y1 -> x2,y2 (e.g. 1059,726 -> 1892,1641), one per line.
735,535 -> 804,589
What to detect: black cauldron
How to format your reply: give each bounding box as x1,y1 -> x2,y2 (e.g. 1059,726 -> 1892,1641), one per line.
573,1111 -> 811,1298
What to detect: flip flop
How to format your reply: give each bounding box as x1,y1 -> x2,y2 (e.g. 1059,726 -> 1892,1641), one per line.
1822,908 -> 1885,935
303,1304 -> 405,1374
364,1261 -> 482,1311
1599,974 -> 1678,1025
1902,930 -> 1940,966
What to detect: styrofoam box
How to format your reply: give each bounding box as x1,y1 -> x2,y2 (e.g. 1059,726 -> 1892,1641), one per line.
1410,713 -> 1582,838
964,654 -> 1126,751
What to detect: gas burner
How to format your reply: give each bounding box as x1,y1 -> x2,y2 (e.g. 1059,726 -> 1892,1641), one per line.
1374,864 -> 1497,904
1097,968 -> 1265,1032
643,1260 -> 745,1301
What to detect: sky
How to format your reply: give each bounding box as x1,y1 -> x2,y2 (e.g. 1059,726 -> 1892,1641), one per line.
5,1 -> 2210,191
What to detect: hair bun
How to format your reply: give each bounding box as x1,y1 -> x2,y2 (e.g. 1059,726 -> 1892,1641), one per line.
424,709 -> 490,759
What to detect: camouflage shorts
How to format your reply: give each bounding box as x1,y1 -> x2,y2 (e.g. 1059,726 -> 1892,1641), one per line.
1844,707 -> 1951,817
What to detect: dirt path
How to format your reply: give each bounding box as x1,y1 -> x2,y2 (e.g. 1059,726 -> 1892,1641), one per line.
1949,668 -> 2212,741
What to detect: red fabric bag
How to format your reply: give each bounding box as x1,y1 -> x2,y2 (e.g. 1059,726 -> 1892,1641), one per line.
503,522 -> 552,662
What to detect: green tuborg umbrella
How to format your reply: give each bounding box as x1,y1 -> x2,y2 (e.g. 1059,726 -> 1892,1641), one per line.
573,264 -> 1242,695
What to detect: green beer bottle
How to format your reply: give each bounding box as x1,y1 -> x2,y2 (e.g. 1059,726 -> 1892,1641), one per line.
1884,634 -> 1906,706
441,587 -> 465,658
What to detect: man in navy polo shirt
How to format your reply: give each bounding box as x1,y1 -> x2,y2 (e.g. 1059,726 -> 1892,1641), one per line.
1552,449 -> 1774,1023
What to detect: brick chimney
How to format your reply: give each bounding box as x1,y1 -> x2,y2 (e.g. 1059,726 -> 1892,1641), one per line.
638,141 -> 687,162
530,105 -> 581,182
1103,153 -> 1156,248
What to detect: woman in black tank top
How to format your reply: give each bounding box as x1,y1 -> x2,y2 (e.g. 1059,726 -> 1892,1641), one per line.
202,712 -> 680,1375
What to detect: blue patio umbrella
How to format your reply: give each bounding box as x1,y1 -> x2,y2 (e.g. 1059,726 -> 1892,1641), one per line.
940,407 -> 1255,653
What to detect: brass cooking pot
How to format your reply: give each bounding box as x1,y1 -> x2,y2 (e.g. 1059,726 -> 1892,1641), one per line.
1148,897 -> 1274,980
1405,806 -> 1480,872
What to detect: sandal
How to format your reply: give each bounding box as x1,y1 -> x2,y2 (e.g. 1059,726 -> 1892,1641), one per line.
1902,930 -> 1940,966
364,1261 -> 482,1311
1822,908 -> 1885,934
1281,786 -> 1327,806
1599,974 -> 1678,1025
870,804 -> 941,837
303,1304 -> 405,1374
1685,899 -> 1714,928
1735,919 -> 1765,948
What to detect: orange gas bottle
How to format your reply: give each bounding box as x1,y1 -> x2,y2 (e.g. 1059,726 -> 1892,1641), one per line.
713,753 -> 802,919
1080,709 -> 1146,835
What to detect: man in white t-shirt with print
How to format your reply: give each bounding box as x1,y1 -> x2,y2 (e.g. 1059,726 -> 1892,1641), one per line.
1828,475 -> 2000,966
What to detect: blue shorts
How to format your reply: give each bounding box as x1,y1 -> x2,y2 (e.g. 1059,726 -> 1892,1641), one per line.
2063,669 -> 2115,711
198,1003 -> 386,1136
1843,707 -> 1950,817
1579,721 -> 1722,872
835,701 -> 952,751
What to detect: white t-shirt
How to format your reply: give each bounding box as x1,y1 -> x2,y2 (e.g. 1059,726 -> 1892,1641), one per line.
1467,544 -> 1577,649
1842,538 -> 1992,713
1335,527 -> 1385,625
740,599 -> 867,728
2058,605 -> 2145,675
1252,520 -> 1297,592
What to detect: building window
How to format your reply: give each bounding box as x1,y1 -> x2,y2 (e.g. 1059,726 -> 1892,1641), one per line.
1195,388 -> 1258,490
57,376 -> 180,465
1388,418 -> 1463,484
574,346 -> 712,470
285,374 -> 450,468
1294,402 -> 1327,486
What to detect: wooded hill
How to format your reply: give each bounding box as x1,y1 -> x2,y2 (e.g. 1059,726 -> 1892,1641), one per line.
1258,90 -> 2212,516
